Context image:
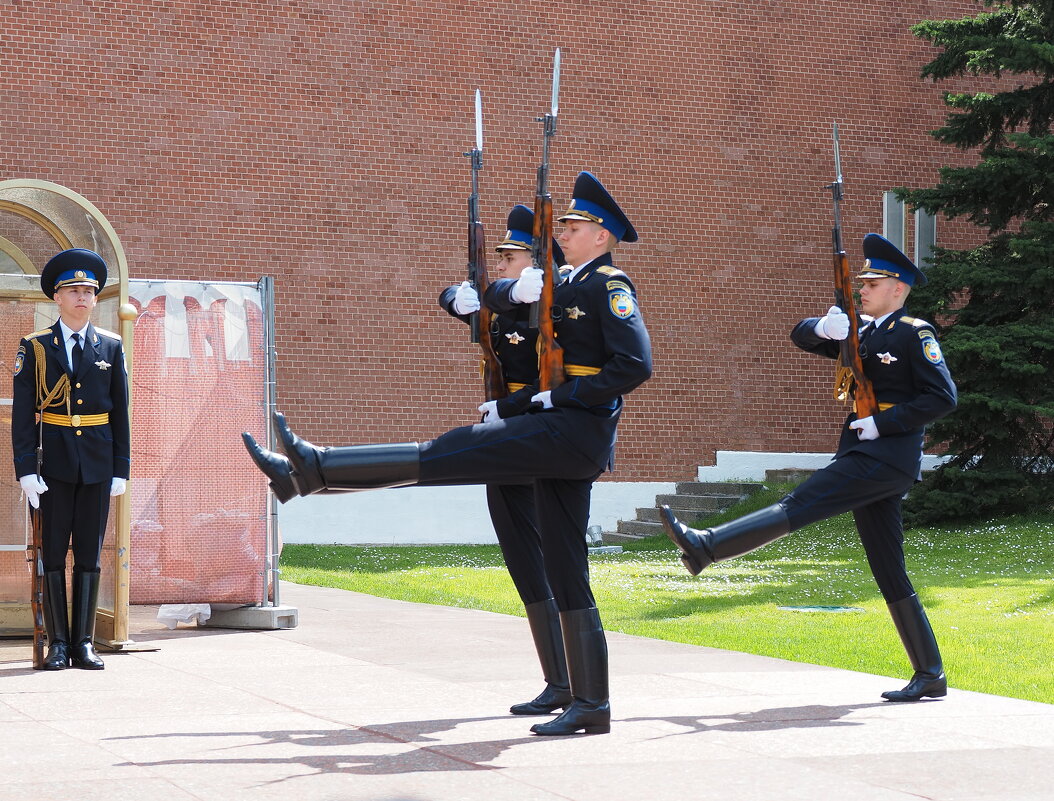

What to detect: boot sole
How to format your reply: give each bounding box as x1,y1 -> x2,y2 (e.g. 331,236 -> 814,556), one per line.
531,723 -> 611,735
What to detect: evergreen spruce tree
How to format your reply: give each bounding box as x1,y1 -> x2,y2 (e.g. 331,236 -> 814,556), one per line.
898,0 -> 1054,524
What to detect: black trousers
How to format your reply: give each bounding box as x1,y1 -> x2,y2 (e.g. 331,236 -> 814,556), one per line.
781,452 -> 917,603
487,483 -> 551,605
418,409 -> 614,611
38,477 -> 110,572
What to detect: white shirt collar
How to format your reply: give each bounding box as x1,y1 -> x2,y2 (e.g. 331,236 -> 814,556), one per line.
59,319 -> 90,342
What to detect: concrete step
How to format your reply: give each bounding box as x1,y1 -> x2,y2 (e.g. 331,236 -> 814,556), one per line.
613,519 -> 666,537
636,506 -> 726,524
654,493 -> 741,512
601,480 -> 768,545
676,481 -> 765,497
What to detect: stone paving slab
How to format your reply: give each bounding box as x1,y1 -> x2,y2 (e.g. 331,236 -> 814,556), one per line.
1,580 -> 1051,801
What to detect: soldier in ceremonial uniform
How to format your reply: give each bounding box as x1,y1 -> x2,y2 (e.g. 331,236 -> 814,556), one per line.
12,249 -> 130,670
662,234 -> 957,702
438,204 -> 573,717
244,172 -> 651,735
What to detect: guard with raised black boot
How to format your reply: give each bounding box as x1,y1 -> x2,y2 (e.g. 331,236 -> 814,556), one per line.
243,173 -> 650,735
664,235 -> 957,703
510,599 -> 572,715
11,250 -> 130,672
70,569 -> 105,670
41,569 -> 70,670
531,607 -> 609,735
662,503 -> 791,575
442,203 -> 572,718
881,593 -> 946,701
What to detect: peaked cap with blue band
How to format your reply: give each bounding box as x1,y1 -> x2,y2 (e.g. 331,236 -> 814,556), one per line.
859,233 -> 927,287
40,248 -> 108,299
495,204 -> 566,265
558,171 -> 638,243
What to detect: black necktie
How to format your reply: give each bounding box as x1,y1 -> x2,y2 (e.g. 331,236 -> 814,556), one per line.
71,333 -> 83,374
858,322 -> 875,357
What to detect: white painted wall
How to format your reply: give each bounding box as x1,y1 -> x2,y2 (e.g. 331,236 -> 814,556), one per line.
279,481 -> 677,545
697,450 -> 950,482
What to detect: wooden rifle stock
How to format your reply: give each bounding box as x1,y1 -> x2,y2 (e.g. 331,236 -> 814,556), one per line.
833,248 -> 879,418
533,192 -> 565,391
28,504 -> 45,669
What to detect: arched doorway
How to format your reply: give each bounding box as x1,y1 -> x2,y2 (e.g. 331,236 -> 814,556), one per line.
0,179 -> 134,649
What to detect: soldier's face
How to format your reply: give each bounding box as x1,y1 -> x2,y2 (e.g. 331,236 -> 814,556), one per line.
494,248 -> 532,279
858,277 -> 905,318
54,285 -> 98,322
558,220 -> 609,267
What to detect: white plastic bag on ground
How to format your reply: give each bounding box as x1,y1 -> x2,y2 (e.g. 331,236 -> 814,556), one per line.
156,603 -> 212,629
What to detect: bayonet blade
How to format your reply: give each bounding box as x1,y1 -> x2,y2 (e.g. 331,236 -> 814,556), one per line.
475,88 -> 483,152
551,48 -> 561,117
832,122 -> 842,184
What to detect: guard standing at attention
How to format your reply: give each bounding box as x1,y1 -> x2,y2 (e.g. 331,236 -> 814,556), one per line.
662,234 -> 957,702
244,172 -> 651,735
12,248 -> 130,670
439,204 -> 573,717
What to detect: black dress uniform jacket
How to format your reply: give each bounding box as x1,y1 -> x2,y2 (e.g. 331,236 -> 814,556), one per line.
790,308 -> 957,479
439,285 -> 541,418
12,321 -> 131,485
486,252 -> 652,417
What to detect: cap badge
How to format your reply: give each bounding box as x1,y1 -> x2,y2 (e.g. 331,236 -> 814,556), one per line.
75,270 -> 86,279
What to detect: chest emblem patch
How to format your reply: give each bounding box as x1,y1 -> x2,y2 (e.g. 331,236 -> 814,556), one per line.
877,352 -> 898,365
565,306 -> 586,320
505,332 -> 525,345
608,292 -> 633,319
922,338 -> 943,364
95,360 -> 112,370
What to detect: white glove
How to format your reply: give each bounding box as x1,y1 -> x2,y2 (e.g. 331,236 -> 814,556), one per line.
110,477 -> 128,497
849,416 -> 879,441
452,281 -> 481,315
815,305 -> 850,340
510,267 -> 543,304
530,390 -> 553,409
19,475 -> 48,509
478,400 -> 500,422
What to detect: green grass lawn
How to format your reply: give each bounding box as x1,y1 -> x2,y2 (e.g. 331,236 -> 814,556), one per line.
280,486 -> 1054,705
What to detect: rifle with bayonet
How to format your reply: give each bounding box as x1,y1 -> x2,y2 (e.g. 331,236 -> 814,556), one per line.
465,88 -> 506,401
27,419 -> 45,669
828,122 -> 878,418
529,48 -> 566,392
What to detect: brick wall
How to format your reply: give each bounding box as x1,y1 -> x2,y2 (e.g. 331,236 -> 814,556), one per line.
1,0 -> 986,482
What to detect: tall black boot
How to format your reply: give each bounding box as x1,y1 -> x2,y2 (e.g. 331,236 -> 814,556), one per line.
661,503 -> 790,575
242,414 -> 420,501
41,570 -> 70,670
69,570 -> 105,670
531,607 -> 609,735
241,433 -> 299,503
882,593 -> 946,702
510,599 -> 572,715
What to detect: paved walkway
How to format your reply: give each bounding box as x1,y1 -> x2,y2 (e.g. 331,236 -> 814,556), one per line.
2,581 -> 1052,801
